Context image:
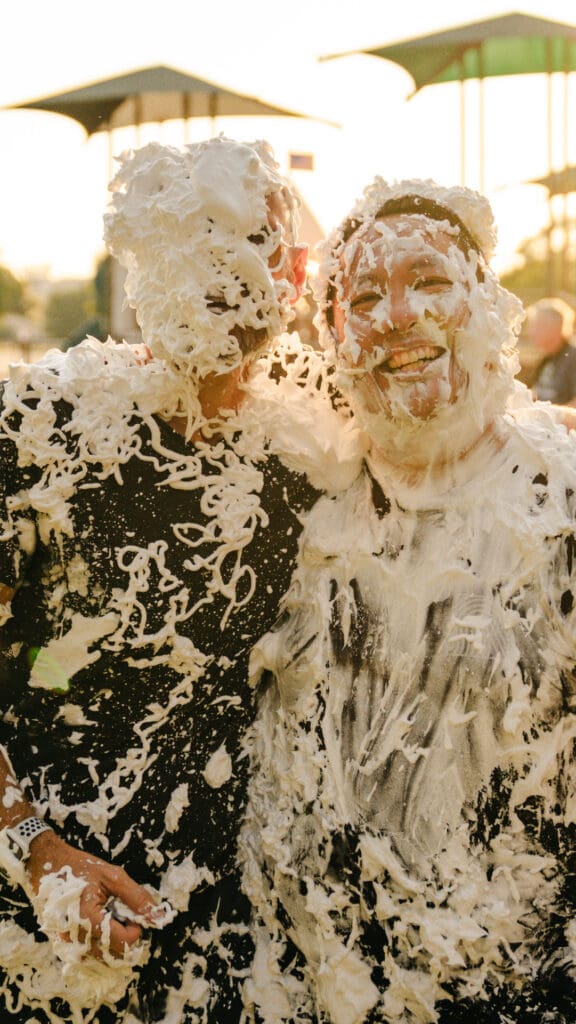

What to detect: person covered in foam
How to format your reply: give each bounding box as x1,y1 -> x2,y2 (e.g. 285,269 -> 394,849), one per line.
0,136 -> 361,1024
240,177 -> 576,1023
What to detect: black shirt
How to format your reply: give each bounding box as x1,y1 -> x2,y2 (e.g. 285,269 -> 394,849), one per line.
531,341 -> 576,404
0,382 -> 319,1022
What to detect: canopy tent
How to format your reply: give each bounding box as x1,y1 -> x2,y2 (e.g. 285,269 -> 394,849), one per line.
321,12 -> 576,189
530,166 -> 576,292
4,63 -> 336,183
4,64 -> 315,138
532,165 -> 576,196
324,13 -> 576,92
322,13 -> 576,293
5,64 -> 331,339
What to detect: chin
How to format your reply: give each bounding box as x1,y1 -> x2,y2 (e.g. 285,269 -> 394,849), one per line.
351,375 -> 487,458
357,371 -> 457,421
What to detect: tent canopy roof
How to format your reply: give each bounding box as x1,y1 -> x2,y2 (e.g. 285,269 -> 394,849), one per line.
5,64 -> 316,135
322,12 -> 576,94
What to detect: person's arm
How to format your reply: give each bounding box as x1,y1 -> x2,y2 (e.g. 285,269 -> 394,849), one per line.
0,706 -> 163,958
0,425 -> 169,958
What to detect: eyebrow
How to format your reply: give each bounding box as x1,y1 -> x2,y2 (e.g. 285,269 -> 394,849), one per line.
349,271 -> 383,290
408,255 -> 447,271
349,251 -> 446,285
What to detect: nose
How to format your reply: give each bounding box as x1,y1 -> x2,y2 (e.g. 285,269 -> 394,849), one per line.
382,284 -> 418,334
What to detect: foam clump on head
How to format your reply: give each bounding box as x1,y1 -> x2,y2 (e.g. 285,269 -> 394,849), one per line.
104,136 -> 300,380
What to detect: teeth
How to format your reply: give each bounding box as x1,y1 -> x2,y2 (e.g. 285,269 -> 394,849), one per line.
385,345 -> 442,371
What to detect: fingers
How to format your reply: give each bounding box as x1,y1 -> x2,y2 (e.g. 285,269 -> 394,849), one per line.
101,868 -> 161,925
111,885 -> 158,923
58,908 -> 143,961
83,865 -> 175,958
102,866 -> 175,929
29,837 -> 173,962
107,917 -> 142,958
79,870 -> 150,958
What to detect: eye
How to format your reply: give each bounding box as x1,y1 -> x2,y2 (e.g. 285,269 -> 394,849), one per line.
350,292 -> 382,310
413,276 -> 452,292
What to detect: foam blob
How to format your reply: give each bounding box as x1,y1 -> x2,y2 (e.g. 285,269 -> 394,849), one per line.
105,137 -> 301,381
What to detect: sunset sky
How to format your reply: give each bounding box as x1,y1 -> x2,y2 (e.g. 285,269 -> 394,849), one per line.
2,0 -> 576,278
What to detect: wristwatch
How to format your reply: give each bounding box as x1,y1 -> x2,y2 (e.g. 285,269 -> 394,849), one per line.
2,817 -> 52,863
0,816 -> 52,888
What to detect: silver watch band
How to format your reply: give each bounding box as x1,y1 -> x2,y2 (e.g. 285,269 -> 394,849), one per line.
3,817 -> 52,862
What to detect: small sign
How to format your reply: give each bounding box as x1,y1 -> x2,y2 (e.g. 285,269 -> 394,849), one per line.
289,153 -> 314,171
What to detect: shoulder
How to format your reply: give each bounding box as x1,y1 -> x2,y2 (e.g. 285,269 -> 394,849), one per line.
561,341 -> 576,360
502,411 -> 576,520
241,333 -> 368,495
298,467 -> 375,562
0,339 -> 192,469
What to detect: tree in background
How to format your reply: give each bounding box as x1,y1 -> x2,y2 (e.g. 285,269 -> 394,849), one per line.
94,254 -> 111,336
0,266 -> 27,317
500,225 -> 576,308
44,283 -> 94,340
50,255 -> 112,350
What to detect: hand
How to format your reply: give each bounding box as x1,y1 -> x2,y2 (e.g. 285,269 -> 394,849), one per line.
26,830 -> 163,959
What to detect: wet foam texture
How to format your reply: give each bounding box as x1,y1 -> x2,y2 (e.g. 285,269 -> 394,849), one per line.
104,137 -> 301,381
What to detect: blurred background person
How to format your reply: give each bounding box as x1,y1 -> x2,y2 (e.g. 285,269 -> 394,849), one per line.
526,296 -> 576,405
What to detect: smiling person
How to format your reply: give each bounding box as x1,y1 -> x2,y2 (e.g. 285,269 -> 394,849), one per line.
241,180 -> 576,1023
0,136 -> 363,1024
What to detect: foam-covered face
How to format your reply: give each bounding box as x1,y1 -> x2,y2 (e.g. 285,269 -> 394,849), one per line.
105,140 -> 301,384
203,191 -> 298,361
333,215 -> 475,422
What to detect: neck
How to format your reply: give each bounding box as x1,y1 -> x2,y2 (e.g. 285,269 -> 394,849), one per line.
167,365 -> 247,441
198,365 -> 246,420
367,417 -> 505,494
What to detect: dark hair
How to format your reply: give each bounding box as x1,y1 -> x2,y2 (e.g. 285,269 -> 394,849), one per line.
326,194 -> 483,325
339,195 -> 481,257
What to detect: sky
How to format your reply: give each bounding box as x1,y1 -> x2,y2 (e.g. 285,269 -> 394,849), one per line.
1,0 -> 576,280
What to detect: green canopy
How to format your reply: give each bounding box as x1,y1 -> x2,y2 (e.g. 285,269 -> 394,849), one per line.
322,12 -> 576,95
322,12 -> 576,192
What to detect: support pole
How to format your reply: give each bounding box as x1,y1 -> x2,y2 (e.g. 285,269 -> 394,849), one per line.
547,41 -> 554,294
459,73 -> 466,186
478,46 -> 485,193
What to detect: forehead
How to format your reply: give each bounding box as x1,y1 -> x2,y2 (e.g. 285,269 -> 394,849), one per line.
341,214 -> 461,275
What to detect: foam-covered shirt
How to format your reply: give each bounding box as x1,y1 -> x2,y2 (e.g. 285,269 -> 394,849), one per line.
0,340 -> 325,1023
243,410 -> 576,1024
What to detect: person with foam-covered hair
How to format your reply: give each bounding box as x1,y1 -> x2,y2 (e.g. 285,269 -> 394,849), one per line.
0,136 -> 362,1023
241,178 -> 576,1023
313,177 -> 523,450
105,137 -> 304,386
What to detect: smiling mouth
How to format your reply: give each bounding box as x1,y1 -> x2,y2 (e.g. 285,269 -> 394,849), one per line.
379,344 -> 446,374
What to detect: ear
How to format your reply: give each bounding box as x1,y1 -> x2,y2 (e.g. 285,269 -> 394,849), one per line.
289,244 -> 308,303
